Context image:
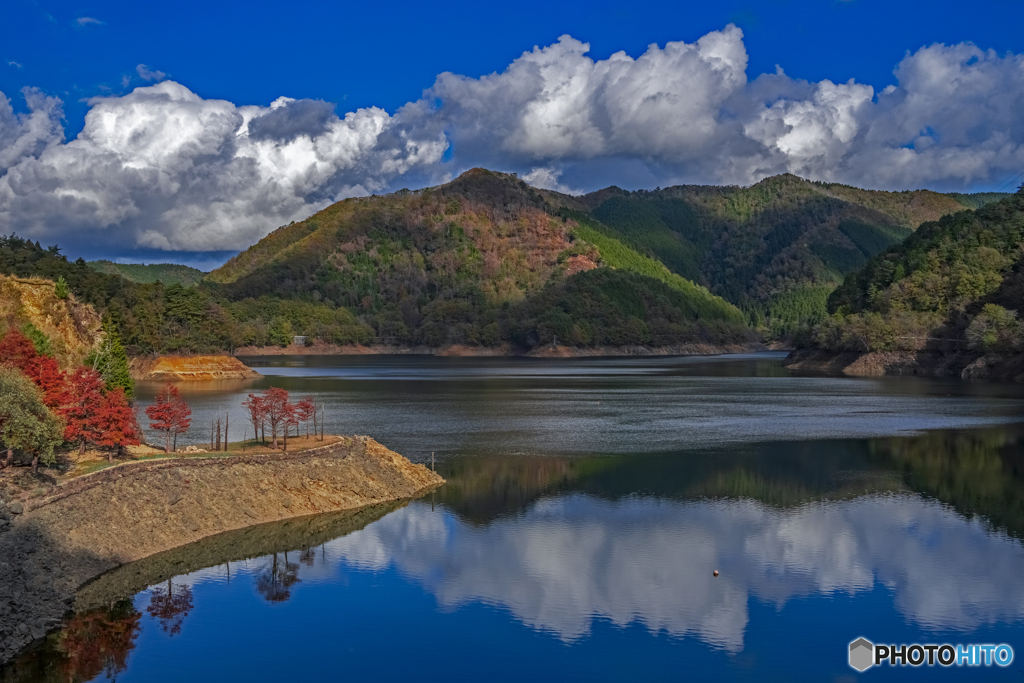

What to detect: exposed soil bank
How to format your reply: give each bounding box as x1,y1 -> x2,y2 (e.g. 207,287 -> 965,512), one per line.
235,341 -> 765,358
0,437 -> 443,663
129,355 -> 262,380
784,348 -> 1024,382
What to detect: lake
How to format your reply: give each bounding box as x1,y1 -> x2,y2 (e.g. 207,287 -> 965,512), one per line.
4,352 -> 1024,682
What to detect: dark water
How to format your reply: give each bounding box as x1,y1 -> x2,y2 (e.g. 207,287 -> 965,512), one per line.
6,353 -> 1024,682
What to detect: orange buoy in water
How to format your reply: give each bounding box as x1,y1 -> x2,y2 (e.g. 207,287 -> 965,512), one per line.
713,570 -> 719,577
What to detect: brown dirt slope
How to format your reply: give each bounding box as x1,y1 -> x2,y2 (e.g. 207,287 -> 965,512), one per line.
129,355 -> 261,380
0,437 -> 443,663
0,275 -> 101,368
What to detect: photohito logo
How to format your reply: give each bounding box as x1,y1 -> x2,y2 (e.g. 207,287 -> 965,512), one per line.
848,638 -> 1013,672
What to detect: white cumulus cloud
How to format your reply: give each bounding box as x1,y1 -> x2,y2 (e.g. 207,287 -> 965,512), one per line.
1,26 -> 1023,255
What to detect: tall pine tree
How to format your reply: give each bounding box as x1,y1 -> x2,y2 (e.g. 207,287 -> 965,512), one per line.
89,319 -> 135,399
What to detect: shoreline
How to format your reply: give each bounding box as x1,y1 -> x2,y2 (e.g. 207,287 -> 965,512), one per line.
233,341 -> 767,358
783,348 -> 1024,383
0,437 -> 443,664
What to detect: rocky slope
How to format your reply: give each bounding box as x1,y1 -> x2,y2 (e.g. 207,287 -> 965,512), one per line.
0,275 -> 101,368
0,437 -> 443,663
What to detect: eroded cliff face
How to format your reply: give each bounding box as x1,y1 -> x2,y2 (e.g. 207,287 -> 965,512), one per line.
129,355 -> 261,380
0,437 -> 443,663
0,275 -> 101,368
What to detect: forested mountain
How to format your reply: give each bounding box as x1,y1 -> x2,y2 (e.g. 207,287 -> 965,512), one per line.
2,169 -> 1006,356
207,168 -> 749,349
552,174 -> 1004,336
804,186 -> 1024,377
88,260 -> 206,287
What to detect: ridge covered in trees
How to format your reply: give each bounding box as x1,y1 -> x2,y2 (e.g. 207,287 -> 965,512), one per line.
87,261 -> 206,287
804,185 -> 1024,368
1,170 -> 1004,354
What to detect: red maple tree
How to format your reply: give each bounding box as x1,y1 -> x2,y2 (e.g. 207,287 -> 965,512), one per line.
296,397 -> 315,438
0,329 -> 38,369
0,330 -> 67,407
59,366 -> 106,456
242,393 -> 267,444
94,388 -> 140,461
146,384 -> 191,453
261,387 -> 290,449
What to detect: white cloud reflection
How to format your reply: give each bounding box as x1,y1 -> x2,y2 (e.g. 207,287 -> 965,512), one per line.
326,494 -> 1024,651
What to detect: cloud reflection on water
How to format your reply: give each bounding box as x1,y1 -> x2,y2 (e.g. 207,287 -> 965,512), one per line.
326,494 -> 1024,651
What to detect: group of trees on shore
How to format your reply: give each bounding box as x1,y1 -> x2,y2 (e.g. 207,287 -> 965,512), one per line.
0,329 -> 139,471
242,389 -> 322,450
0,319 -> 326,468
143,384 -> 322,454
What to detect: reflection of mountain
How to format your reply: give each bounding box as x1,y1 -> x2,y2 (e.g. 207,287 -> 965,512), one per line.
329,494 -> 1024,651
439,427 -> 1024,538
438,440 -> 903,523
869,428 -> 1024,539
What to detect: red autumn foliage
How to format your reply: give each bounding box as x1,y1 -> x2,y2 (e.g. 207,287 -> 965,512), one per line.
261,387 -> 290,449
242,393 -> 267,443
0,329 -> 38,369
146,580 -> 194,636
0,330 -> 67,407
296,397 -> 315,438
1,329 -> 140,461
58,366 -> 106,456
145,384 -> 191,453
57,600 -> 142,681
94,388 -> 140,461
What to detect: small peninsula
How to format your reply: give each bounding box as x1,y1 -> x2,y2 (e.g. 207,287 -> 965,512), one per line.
0,436 -> 443,663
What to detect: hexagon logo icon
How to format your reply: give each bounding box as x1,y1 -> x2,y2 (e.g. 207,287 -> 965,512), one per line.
849,637 -> 874,672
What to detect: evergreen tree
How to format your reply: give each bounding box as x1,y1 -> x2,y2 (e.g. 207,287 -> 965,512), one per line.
89,319 -> 135,399
54,274 -> 70,300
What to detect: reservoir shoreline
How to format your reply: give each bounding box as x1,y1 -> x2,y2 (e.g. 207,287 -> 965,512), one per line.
0,437 -> 443,663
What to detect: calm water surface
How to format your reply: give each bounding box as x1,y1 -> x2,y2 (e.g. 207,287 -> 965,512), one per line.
5,352 -> 1024,682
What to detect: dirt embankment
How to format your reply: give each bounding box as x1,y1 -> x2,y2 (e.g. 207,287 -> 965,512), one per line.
236,341 -> 765,358
784,348 -> 1024,382
0,437 -> 443,663
130,355 -> 261,380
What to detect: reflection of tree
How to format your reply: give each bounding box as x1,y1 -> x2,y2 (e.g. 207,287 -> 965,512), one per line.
299,547 -> 316,567
870,427 -> 1024,538
57,599 -> 142,682
255,552 -> 300,602
146,580 -> 194,636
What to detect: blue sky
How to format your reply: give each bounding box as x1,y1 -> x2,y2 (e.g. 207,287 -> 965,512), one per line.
3,0 -> 1021,133
1,0 -> 1023,264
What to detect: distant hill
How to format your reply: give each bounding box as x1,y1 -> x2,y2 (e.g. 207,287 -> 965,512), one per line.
208,169 -> 749,349
88,260 -> 206,286
548,175 -> 1008,336
792,188 -> 1024,380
